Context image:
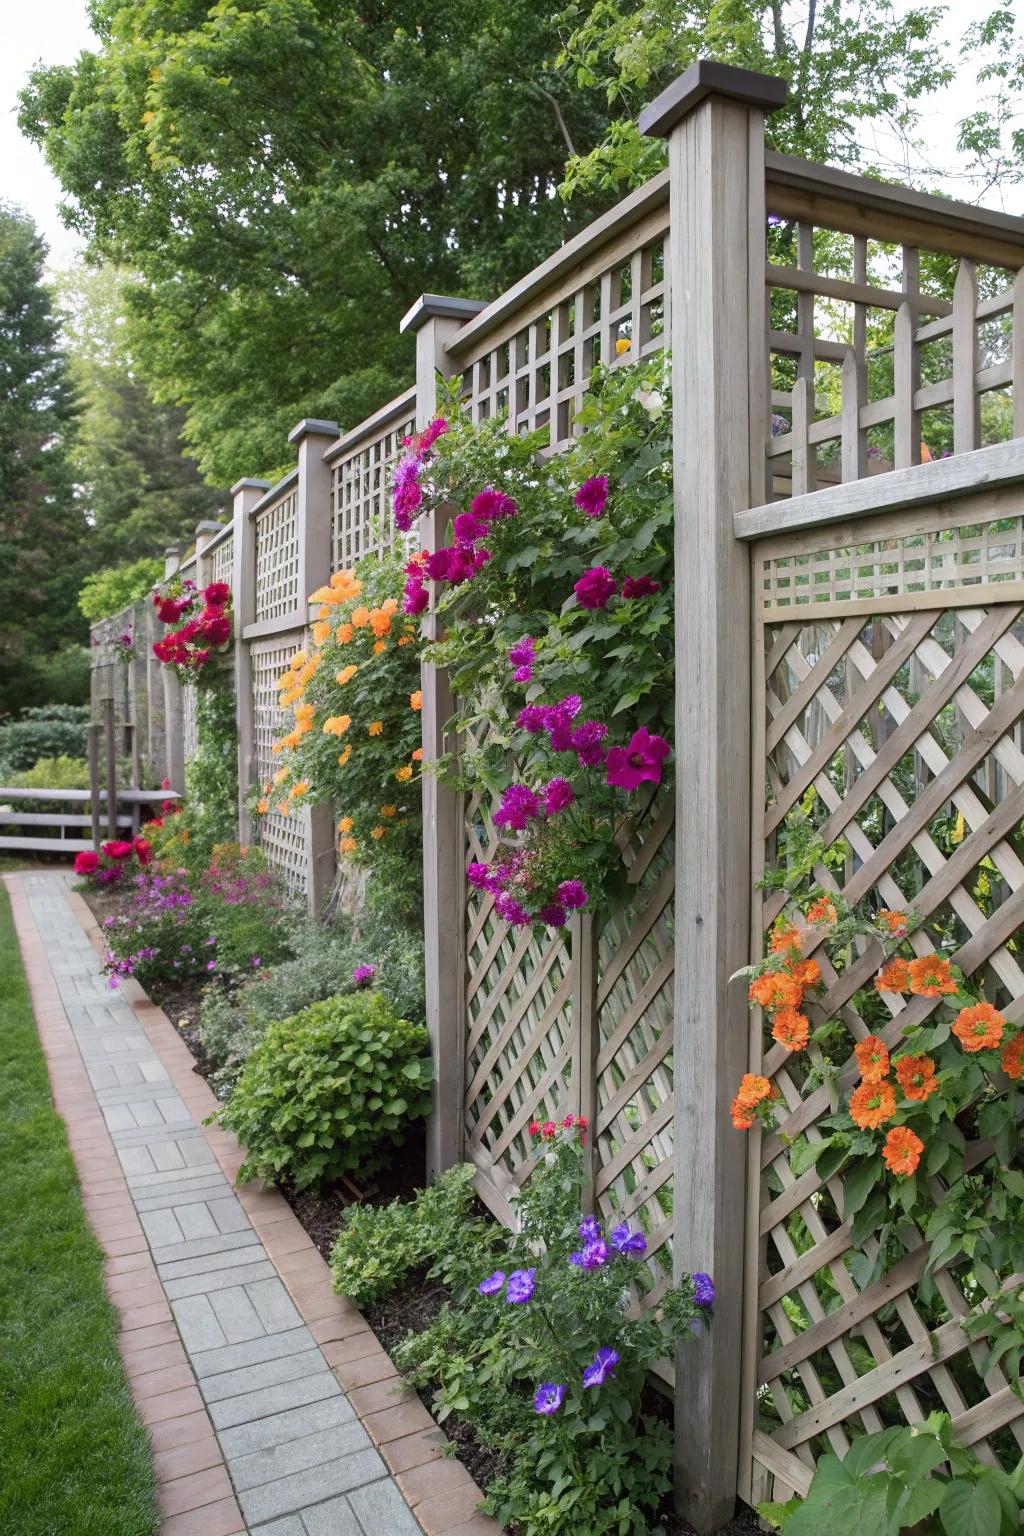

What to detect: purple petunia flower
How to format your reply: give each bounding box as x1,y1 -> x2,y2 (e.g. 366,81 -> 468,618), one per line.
575,476 -> 609,518
610,1222 -> 647,1256
494,893 -> 531,926
352,964 -> 376,989
605,728 -> 672,792
557,880 -> 588,910
544,777 -> 574,815
478,1271 -> 506,1297
206,960 -> 217,971
534,1381 -> 567,1415
466,862 -> 491,890
508,635 -> 536,684
574,566 -> 617,610
582,1346 -> 619,1388
493,783 -> 541,832
579,1215 -> 601,1243
569,1239 -> 608,1271
506,1268 -> 536,1304
251,955 -> 262,967
694,1272 -> 715,1308
570,721 -> 608,767
537,903 -> 567,928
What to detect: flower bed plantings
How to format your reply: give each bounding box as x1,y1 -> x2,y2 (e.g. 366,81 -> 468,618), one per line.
73,835 -> 152,886
211,988 -> 432,1188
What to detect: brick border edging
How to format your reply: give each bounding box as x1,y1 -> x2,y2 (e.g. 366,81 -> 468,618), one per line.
4,874 -> 245,1536
65,884 -> 499,1536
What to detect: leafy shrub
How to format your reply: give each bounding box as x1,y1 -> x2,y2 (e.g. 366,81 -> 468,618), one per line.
330,1163 -> 501,1308
393,1123 -> 713,1536
212,992 -> 431,1189
0,706 -> 90,772
759,1414 -> 1024,1535
8,756 -> 90,790
183,672 -> 239,851
78,558 -> 162,622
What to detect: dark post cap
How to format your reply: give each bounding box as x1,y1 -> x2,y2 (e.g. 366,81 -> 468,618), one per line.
288,418 -> 340,444
230,477 -> 271,496
400,294 -> 488,335
638,59 -> 787,139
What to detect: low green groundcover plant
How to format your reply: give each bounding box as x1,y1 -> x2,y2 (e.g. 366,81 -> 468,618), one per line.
333,1124 -> 713,1535
0,885 -> 158,1536
759,1415 -> 1024,1536
212,990 -> 432,1188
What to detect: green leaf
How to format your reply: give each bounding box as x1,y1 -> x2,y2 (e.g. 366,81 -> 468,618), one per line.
940,1476 -> 1004,1536
843,1156 -> 883,1220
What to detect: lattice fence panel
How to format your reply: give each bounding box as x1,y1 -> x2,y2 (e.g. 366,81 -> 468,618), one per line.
254,484 -> 300,623
250,632 -> 309,895
745,580 -> 1024,1504
210,532 -> 234,588
331,392 -> 415,570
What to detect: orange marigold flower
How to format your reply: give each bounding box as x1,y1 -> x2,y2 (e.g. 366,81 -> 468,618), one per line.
907,954 -> 956,997
876,957 -> 911,994
772,1009 -> 810,1052
952,1001 -> 1004,1053
854,1035 -> 890,1082
380,804 -> 397,818
1001,1034 -> 1024,1080
294,701 -> 314,721
337,746 -> 352,766
323,715 -> 352,737
735,1073 -> 773,1108
806,896 -> 837,925
849,1079 -> 896,1130
748,972 -> 803,1012
894,1053 -> 939,1101
731,1103 -> 755,1131
294,720 -> 312,739
410,690 -> 423,712
395,765 -> 413,783
289,780 -> 309,799
878,908 -> 909,937
336,623 -> 353,644
338,816 -> 353,833
370,610 -> 392,637
397,634 -> 413,646
256,798 -> 269,814
371,825 -> 386,840
339,835 -> 357,853
882,1125 -> 924,1177
273,767 -> 289,785
368,720 -> 383,737
411,748 -> 423,762
311,620 -> 331,646
351,606 -> 371,628
277,800 -> 290,817
372,640 -> 387,654
271,740 -> 285,755
336,665 -> 358,685
770,922 -> 802,959
789,958 -> 821,989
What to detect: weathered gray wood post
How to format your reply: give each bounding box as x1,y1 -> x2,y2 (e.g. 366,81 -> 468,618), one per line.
161,543 -> 186,793
231,478 -> 270,845
400,294 -> 486,1180
290,418 -> 340,917
194,519 -> 226,590
639,61 -> 786,1532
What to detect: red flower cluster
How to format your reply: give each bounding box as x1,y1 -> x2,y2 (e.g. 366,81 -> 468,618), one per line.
528,1114 -> 589,1145
152,581 -> 232,675
74,835 -> 152,887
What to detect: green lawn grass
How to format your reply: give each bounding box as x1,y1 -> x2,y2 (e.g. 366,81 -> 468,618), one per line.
0,882 -> 158,1535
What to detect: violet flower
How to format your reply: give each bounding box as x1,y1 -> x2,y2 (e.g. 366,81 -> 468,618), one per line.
533,1382 -> 566,1415
694,1272 -> 715,1308
506,1268 -> 536,1304
352,964 -> 376,988
569,1239 -> 608,1271
605,728 -> 671,792
579,1215 -> 601,1243
610,1222 -> 647,1256
582,1347 -> 619,1388
478,1271 -> 506,1297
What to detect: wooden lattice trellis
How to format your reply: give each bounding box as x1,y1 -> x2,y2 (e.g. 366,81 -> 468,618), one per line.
253,480 -> 300,624
743,506 -> 1024,1504
329,390 -> 416,571
250,632 -> 310,893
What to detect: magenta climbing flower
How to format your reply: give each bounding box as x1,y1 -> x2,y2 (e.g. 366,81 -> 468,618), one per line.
508,635 -> 536,683
453,511 -> 490,542
466,862 -> 491,890
574,566 -> 617,610
493,892 -> 531,925
352,964 -> 376,988
694,1272 -> 716,1308
493,783 -> 541,832
621,575 -> 661,599
472,487 -> 517,520
506,1268 -> 536,1304
557,880 -> 588,910
534,1382 -> 567,1415
582,1347 -> 619,1388
544,777 -> 574,814
403,579 -> 428,614
478,1271 -> 506,1297
570,721 -> 608,766
605,727 -> 672,791
610,1222 -> 647,1256
575,476 -> 609,518
537,903 -> 567,928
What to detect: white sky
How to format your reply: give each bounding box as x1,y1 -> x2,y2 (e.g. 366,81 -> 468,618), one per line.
0,0 -> 1021,274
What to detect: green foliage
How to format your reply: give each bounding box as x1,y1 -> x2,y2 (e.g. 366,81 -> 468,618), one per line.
183,669 -> 240,854
0,884 -> 158,1536
558,0 -> 953,200
758,1414 -> 1024,1535
0,205 -> 88,714
78,558 -> 162,622
8,756 -> 90,791
0,707 -> 90,773
393,1132 -> 711,1535
331,1163 -> 500,1308
19,1 -> 611,485
212,991 -> 432,1189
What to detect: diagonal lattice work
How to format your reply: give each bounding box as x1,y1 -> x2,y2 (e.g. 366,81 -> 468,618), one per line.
743,555 -> 1024,1504
250,632 -> 310,895
329,389 -> 416,572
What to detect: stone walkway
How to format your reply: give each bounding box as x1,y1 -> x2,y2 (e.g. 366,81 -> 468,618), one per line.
8,872 -> 495,1536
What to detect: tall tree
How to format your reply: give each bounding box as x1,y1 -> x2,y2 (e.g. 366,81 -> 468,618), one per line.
18,0 -> 613,486
0,205 -> 89,715
56,264 -> 226,563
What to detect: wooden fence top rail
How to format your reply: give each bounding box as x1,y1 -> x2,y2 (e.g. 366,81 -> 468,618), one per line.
323,386 -> 417,464
734,439 -> 1024,541
248,466 -> 299,520
0,787 -> 180,804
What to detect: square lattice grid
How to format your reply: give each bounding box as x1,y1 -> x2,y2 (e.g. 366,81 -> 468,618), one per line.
251,633 -> 310,895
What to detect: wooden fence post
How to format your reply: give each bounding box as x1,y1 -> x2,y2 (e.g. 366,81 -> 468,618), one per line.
231,478 -> 270,845
194,518 -> 226,591
290,418 -> 340,917
639,60 -> 786,1533
400,293 -> 486,1181
161,544 -> 186,793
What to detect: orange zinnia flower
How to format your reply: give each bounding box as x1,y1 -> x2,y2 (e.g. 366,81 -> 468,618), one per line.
372,640 -> 387,654
412,748 -> 423,762
878,908 -> 909,937
368,720 -> 383,737
748,972 -> 803,1012
772,1010 -> 810,1052
338,816 -> 353,833
336,623 -> 353,644
311,620 -> 331,646
894,1053 -> 939,1101
908,954 -> 956,997
882,1125 -> 924,1177
339,835 -> 357,853
849,1079 -> 896,1129
952,1002 -> 1004,1053
770,923 -> 802,960
410,690 -> 423,712
854,1035 -> 890,1082
731,1106 -> 755,1130
351,606 -> 371,628
370,610 -> 392,638
789,958 -> 821,989
336,665 -> 358,685
735,1073 -> 773,1108
1001,1034 -> 1024,1080
806,896 -> 837,925
875,957 -> 911,994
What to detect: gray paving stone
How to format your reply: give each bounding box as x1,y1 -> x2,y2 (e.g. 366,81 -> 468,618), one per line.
179,1134 -> 216,1163
103,1104 -> 138,1131
208,1196 -> 253,1234
173,1201 -> 220,1241
247,1277 -> 303,1334
201,1347 -> 330,1403
190,1325 -> 314,1379
139,1208 -> 185,1249
117,1145 -> 156,1176
159,1243 -> 270,1283
140,1059 -> 169,1083
133,1178 -> 232,1211
238,1449 -> 385,1526
158,1094 -> 192,1125
346,1477 -> 423,1536
300,1494 -> 364,1536
149,1140 -> 187,1172
87,1064 -> 117,1089
127,1162 -> 228,1190
114,1062 -> 145,1086
151,1228 -> 259,1267
209,1284 -> 267,1344
163,1257 -> 276,1300
251,1519 -> 306,1536
217,1392 -> 356,1459
209,1370 -> 342,1431
231,1421 -> 371,1492
171,1294 -> 229,1353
